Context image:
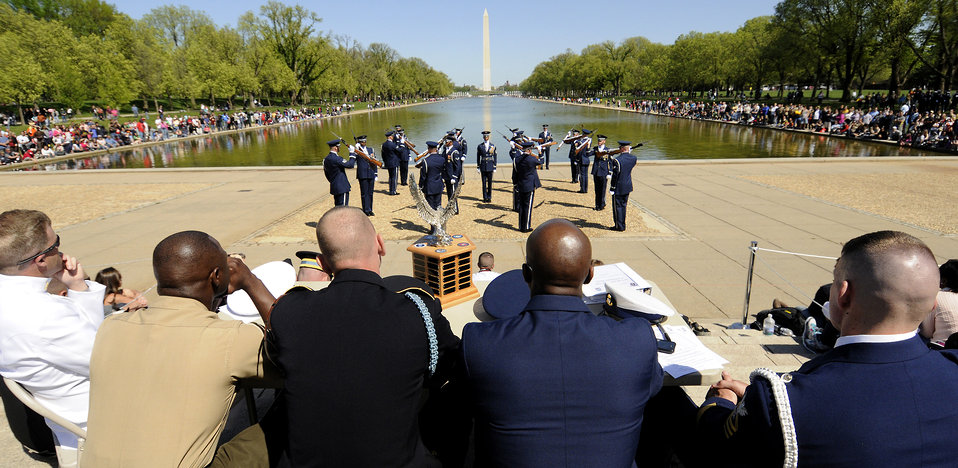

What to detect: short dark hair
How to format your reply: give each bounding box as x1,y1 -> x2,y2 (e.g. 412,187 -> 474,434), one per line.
478,252 -> 494,269
941,260 -> 958,290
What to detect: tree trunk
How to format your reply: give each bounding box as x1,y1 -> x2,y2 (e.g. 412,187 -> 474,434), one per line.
153,97 -> 159,115
888,57 -> 900,97
16,99 -> 24,127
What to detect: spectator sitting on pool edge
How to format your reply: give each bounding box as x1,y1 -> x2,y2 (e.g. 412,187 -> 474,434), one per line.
472,252 -> 499,282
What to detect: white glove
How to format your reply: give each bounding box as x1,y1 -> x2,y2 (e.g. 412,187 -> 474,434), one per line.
349,145 -> 355,152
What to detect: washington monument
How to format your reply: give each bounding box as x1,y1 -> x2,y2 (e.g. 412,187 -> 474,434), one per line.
482,8 -> 491,91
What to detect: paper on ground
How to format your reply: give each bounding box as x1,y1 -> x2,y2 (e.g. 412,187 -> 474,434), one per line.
654,325 -> 728,378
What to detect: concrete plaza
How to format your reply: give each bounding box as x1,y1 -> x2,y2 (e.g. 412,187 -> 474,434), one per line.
0,156 -> 956,465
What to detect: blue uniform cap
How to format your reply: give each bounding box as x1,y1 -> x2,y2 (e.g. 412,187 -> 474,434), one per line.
327,138 -> 342,147
355,135 -> 367,142
520,141 -> 535,148
385,130 -> 395,137
596,134 -> 607,139
481,130 -> 491,135
481,269 -> 529,319
426,140 -> 439,148
582,129 -> 593,135
618,140 -> 631,147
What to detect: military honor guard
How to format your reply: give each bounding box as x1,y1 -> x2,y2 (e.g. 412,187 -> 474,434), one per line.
515,141 -> 542,232
609,140 -> 637,231
323,138 -> 356,206
381,130 -> 401,195
395,125 -> 411,185
563,128 -> 581,183
537,124 -> 553,169
439,137 -> 462,214
476,130 -> 497,203
455,127 -> 467,158
591,135 -> 611,211
352,135 -> 381,216
508,135 -> 523,212
416,141 -> 445,232
575,129 -> 593,193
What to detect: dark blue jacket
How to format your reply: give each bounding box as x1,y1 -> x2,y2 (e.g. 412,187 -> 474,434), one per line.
513,152 -> 542,192
610,152 -> 636,195
397,141 -> 411,162
417,152 -> 445,195
354,145 -> 377,180
462,295 -> 663,467
697,336 -> 958,467
592,144 -> 610,177
577,138 -> 592,165
442,149 -> 463,182
323,152 -> 355,195
476,140 -> 497,172
381,139 -> 400,169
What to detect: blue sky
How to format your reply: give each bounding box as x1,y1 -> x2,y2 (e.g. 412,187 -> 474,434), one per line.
116,1 -> 781,87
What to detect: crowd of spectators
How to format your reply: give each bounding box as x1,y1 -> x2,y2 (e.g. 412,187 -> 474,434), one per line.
536,89 -> 958,152
0,100 -> 405,166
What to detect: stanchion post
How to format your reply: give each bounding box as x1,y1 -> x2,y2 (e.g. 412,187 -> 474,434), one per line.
730,241 -> 758,329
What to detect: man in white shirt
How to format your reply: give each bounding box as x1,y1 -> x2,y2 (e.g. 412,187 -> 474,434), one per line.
472,251 -> 500,282
0,209 -> 105,453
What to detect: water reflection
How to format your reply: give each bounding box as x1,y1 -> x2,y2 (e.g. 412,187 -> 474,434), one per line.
36,97 -> 938,170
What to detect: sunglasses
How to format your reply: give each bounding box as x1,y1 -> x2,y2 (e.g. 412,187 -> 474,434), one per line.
17,235 -> 60,266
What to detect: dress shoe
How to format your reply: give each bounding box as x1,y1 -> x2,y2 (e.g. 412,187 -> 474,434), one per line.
365,211 -> 375,216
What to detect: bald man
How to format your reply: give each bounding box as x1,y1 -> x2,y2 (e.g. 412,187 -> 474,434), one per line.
269,206 -> 459,466
84,231 -> 281,467
696,231 -> 958,467
461,219 -> 663,467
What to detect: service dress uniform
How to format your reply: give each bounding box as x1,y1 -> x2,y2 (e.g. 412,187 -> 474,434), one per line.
568,133 -> 580,183
395,126 -> 411,185
353,137 -> 377,216
538,125 -> 553,169
323,139 -> 356,207
609,141 -> 636,231
514,142 -> 542,232
441,141 -> 463,215
417,142 -> 445,209
509,140 -> 522,212
381,131 -> 401,195
577,131 -> 593,193
476,132 -> 497,203
591,140 -> 610,211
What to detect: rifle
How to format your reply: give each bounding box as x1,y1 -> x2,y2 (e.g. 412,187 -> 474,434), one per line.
413,148 -> 431,163
331,131 -> 348,156
354,144 -> 384,168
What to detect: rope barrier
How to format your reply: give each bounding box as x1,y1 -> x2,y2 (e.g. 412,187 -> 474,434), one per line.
754,253 -> 827,310
753,246 -> 837,261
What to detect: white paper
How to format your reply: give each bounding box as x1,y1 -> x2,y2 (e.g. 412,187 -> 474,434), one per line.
582,262 -> 653,304
654,325 -> 728,378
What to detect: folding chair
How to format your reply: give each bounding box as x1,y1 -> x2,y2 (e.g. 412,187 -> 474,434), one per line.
2,378 -> 86,468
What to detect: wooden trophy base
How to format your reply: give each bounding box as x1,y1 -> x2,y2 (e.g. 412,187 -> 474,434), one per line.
407,234 -> 479,308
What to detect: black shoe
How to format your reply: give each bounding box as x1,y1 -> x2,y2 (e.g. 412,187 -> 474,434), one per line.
366,211 -> 374,216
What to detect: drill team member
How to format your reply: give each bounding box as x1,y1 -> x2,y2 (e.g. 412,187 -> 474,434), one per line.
323,139 -> 355,206
609,141 -> 636,231
591,135 -> 610,211
382,131 -> 401,195
476,131 -> 497,203
538,124 -> 553,169
515,141 -> 542,232
352,135 -> 378,216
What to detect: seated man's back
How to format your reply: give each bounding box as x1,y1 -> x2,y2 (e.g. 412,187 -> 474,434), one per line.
0,209 -> 105,451
269,206 -> 459,466
462,219 -> 663,467
697,230 -> 958,467
84,231 -> 277,467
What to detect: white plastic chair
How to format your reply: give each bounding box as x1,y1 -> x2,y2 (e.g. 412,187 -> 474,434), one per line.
3,377 -> 86,468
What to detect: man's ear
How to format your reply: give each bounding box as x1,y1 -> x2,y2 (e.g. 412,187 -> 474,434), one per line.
836,280 -> 852,311
521,263 -> 532,285
317,254 -> 332,275
376,233 -> 386,257
584,265 -> 594,285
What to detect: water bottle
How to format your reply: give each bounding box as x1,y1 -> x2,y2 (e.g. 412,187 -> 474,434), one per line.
763,315 -> 776,335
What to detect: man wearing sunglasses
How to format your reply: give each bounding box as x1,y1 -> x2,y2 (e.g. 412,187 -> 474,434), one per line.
0,209 -> 105,456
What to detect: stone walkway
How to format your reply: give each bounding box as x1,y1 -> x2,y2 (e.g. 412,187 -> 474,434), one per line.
0,157 -> 956,465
